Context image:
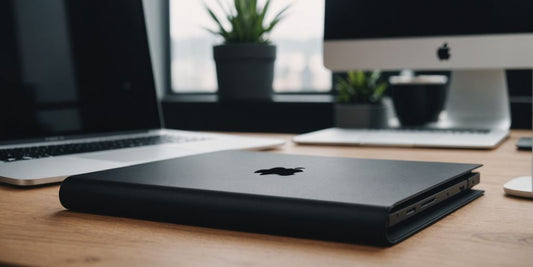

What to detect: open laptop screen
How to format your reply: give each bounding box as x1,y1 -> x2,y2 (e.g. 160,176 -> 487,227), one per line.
0,0 -> 161,142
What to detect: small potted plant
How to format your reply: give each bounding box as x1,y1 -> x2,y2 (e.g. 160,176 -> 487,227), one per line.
335,70 -> 389,128
205,0 -> 290,101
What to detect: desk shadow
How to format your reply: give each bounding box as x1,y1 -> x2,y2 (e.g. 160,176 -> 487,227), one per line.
503,193 -> 533,202
0,181 -> 61,190
0,260 -> 24,267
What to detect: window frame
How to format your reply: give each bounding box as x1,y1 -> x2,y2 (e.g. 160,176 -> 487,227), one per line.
163,0 -> 334,96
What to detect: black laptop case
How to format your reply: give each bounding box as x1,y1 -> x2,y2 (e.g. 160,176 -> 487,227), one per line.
59,151 -> 483,246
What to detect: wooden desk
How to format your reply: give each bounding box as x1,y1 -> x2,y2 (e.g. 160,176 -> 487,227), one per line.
1,131 -> 532,266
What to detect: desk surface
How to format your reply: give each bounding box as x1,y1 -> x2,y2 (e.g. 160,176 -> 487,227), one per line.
1,131 -> 532,266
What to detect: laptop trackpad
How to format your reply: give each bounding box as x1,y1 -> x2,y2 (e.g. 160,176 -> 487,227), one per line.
76,146 -> 200,163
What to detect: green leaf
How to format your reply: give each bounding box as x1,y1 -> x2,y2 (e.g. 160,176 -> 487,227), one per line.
215,0 -> 232,17
336,70 -> 388,104
265,18 -> 280,34
205,6 -> 228,36
233,0 -> 243,25
202,26 -> 222,37
371,82 -> 388,102
231,17 -> 244,41
369,70 -> 381,83
253,0 -> 270,40
205,0 -> 290,43
249,0 -> 257,16
259,0 -> 270,23
347,71 -> 364,87
271,3 -> 291,25
336,77 -> 351,91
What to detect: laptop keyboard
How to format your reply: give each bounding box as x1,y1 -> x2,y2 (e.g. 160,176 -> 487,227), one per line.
360,127 -> 490,134
293,126 -> 507,149
355,127 -> 491,134
0,135 -> 207,163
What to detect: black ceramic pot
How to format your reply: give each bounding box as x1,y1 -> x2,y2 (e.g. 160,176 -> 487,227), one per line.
335,103 -> 388,129
213,44 -> 276,102
390,75 -> 448,126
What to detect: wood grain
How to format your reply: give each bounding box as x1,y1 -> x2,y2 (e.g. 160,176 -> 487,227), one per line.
1,131 -> 532,266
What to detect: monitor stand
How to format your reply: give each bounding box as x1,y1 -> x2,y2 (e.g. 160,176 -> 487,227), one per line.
433,69 -> 511,130
431,70 -> 532,198
504,70 -> 533,199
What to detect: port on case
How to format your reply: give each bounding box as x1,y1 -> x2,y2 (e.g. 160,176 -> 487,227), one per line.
421,197 -> 437,208
406,207 -> 416,216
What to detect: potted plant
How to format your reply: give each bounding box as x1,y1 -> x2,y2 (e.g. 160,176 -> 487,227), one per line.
335,70 -> 389,128
205,0 -> 290,101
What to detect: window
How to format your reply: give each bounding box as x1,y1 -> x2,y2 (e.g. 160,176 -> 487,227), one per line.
169,0 -> 331,93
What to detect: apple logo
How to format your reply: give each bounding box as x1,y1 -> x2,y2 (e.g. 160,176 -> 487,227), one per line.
437,43 -> 450,60
254,167 -> 304,176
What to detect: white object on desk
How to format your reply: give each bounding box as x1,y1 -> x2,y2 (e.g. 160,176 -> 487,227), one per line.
503,176 -> 533,199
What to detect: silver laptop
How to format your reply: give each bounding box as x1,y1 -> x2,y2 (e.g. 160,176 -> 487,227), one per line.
0,0 -> 283,186
293,127 -> 509,149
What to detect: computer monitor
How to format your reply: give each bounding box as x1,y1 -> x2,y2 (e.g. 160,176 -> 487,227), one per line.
324,0 -> 533,130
